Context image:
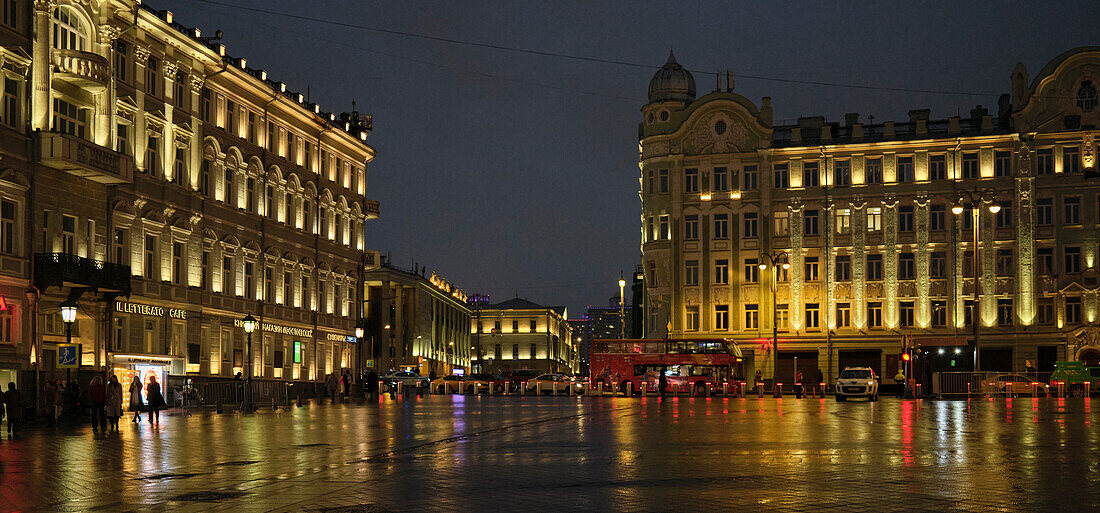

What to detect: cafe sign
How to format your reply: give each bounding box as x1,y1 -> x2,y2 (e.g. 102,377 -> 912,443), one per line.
233,319 -> 313,338
326,333 -> 357,343
116,301 -> 187,319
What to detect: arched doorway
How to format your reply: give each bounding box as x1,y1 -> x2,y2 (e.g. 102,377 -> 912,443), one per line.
1079,348 -> 1100,366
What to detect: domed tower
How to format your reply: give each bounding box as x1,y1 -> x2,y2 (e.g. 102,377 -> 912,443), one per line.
642,51 -> 696,127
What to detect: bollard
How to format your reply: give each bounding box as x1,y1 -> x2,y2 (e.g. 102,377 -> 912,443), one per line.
297,392 -> 303,407
272,397 -> 277,411
216,398 -> 223,414
536,382 -> 543,395
774,382 -> 783,398
795,382 -> 803,399
741,382 -> 748,398
757,382 -> 764,398
706,382 -> 712,398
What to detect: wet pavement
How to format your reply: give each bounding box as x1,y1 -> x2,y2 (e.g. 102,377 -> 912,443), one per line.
1,394 -> 1098,512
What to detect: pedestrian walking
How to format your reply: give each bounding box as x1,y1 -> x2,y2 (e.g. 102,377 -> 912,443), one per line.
366,369 -> 379,400
145,375 -> 165,424
62,379 -> 79,422
814,368 -> 824,397
52,381 -> 63,422
795,371 -> 804,399
341,370 -> 350,399
754,370 -> 764,394
3,382 -> 21,437
326,373 -> 338,404
106,375 -> 123,431
42,381 -> 57,427
129,375 -> 144,422
894,368 -> 907,398
87,376 -> 107,433
658,366 -> 668,398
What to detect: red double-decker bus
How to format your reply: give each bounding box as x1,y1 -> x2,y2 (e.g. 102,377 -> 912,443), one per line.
589,339 -> 744,396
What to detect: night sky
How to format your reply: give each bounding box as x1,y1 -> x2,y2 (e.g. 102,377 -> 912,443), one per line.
168,0 -> 1098,316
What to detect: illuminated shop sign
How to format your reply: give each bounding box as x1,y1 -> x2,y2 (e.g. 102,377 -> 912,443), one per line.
326,333 -> 357,343
116,301 -> 187,319
293,341 -> 302,364
232,318 -> 313,338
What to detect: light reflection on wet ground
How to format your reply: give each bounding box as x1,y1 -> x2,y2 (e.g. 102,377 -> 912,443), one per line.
1,395 -> 1097,512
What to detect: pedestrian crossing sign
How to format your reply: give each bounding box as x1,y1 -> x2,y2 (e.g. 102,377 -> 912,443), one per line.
58,344 -> 81,368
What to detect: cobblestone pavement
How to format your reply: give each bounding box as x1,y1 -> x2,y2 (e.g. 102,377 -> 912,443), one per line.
1,394 -> 1098,512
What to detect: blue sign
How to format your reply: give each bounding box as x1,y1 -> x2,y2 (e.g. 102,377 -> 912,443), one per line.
58,344 -> 80,368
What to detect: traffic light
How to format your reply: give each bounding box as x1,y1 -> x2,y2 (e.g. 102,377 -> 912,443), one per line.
901,352 -> 911,362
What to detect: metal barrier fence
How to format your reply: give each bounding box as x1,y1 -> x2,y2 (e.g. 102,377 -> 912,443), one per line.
934,372 -> 1054,397
167,377 -> 291,411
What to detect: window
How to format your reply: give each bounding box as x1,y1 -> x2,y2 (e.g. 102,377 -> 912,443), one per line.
1065,246 -> 1081,274
930,251 -> 946,279
743,259 -> 759,283
996,298 -> 1013,326
897,156 -> 914,182
658,214 -> 669,239
2,0 -> 18,30
994,150 -> 1011,177
1036,149 -> 1053,175
287,132 -> 296,162
529,320 -> 537,332
835,303 -> 851,328
52,98 -> 86,138
171,242 -> 183,284
714,305 -> 729,331
899,252 -> 915,280
264,267 -> 274,302
247,178 -> 257,213
645,169 -> 653,193
835,209 -> 851,234
962,152 -> 979,179
685,260 -> 699,286
61,215 -> 76,254
146,57 -> 158,96
713,167 -> 728,191
896,301 -> 914,327
834,160 -> 851,186
867,254 -> 883,281
246,112 -> 257,145
529,343 -> 537,359
201,88 -> 211,122
867,302 -> 883,328
1037,247 -> 1054,274
51,7 -> 86,50
172,148 -> 186,185
929,155 -> 946,180
658,169 -> 668,193
266,122 -> 276,151
773,163 -> 789,189
0,200 -> 14,255
898,206 -> 914,232
202,251 -> 211,291
1064,196 -> 1081,225
994,201 -> 1012,228
1034,198 -> 1052,226
804,256 -> 819,281
931,300 -> 947,327
301,276 -> 310,307
713,214 -> 728,239
111,228 -> 126,265
743,212 -> 758,238
930,204 -> 945,231
803,209 -> 819,235
776,304 -> 789,330
266,186 -> 275,219
245,262 -> 255,298
743,165 -> 758,190
744,305 -> 758,330
511,344 -> 519,360
3,75 -> 20,129
685,306 -> 700,331
684,215 -> 699,240
1037,299 -> 1054,325
773,211 -> 789,236
835,255 -> 851,281
801,303 -> 819,329
146,135 -> 159,175
714,259 -> 729,285
174,72 -> 187,109
866,207 -> 882,232
144,235 -> 157,279
1066,297 -> 1082,324
1078,81 -> 1098,112
222,257 -> 233,294
865,158 -> 883,183
802,161 -> 819,187
1064,146 -> 1081,174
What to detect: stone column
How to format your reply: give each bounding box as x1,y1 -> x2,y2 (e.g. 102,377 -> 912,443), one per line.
31,0 -> 55,131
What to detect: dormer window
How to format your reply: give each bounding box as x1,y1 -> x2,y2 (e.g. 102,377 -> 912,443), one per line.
1077,81 -> 1097,112
51,7 -> 87,51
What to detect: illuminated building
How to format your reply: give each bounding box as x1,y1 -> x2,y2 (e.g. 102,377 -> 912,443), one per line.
363,263 -> 472,376
639,48 -> 1100,382
570,298 -> 636,376
0,0 -> 379,388
470,297 -> 576,374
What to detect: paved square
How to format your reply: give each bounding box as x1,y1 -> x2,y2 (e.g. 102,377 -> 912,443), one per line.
1,395 -> 1097,512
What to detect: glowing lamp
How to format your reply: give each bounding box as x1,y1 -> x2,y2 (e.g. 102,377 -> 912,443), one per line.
758,263 -> 767,270
60,299 -> 78,323
241,313 -> 256,334
782,262 -> 790,270
618,278 -> 626,288
901,353 -> 911,362
988,204 -> 1001,214
951,205 -> 964,215
354,326 -> 364,338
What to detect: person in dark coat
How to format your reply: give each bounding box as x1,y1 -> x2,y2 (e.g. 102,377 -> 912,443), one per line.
145,375 -> 165,424
3,382 -> 22,437
87,376 -> 107,433
658,366 -> 668,397
129,375 -> 144,422
814,368 -> 825,397
62,379 -> 80,422
365,369 -> 379,400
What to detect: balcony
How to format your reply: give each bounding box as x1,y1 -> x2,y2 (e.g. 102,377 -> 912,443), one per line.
38,131 -> 134,184
364,199 -> 380,219
51,48 -> 109,92
34,253 -> 131,295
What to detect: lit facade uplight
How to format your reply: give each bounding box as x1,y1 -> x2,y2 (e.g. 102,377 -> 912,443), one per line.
700,192 -> 712,201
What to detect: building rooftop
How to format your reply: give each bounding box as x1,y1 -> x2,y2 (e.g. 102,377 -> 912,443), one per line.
486,297 -> 567,317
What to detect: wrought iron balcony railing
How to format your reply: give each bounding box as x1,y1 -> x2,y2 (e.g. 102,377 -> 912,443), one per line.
34,253 -> 131,295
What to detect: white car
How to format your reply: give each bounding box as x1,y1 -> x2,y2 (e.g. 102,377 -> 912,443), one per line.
835,367 -> 879,401
524,373 -> 584,395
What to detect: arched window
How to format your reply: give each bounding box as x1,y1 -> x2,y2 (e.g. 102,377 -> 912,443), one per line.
1077,81 -> 1097,112
52,7 -> 87,51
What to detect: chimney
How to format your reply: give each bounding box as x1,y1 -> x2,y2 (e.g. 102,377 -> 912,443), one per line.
948,116 -> 961,135
884,121 -> 895,139
844,113 -> 860,127
791,127 -> 802,144
909,109 -> 930,136
726,71 -> 734,92
759,97 -> 773,127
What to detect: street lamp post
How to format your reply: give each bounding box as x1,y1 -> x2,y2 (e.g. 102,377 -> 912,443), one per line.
618,272 -> 627,339
952,188 -> 998,371
241,313 -> 256,412
758,251 -> 790,396
60,299 -> 78,380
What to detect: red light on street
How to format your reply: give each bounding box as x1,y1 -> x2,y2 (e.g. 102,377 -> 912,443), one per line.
901,353 -> 911,362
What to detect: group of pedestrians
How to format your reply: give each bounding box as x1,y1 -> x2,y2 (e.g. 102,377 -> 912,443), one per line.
22,373 -> 167,434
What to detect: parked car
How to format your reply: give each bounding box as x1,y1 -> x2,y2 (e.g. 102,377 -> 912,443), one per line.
380,371 -> 430,390
503,369 -> 542,392
468,373 -> 507,393
835,367 -> 879,401
431,374 -> 470,394
987,374 -> 1050,396
524,373 -> 583,395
